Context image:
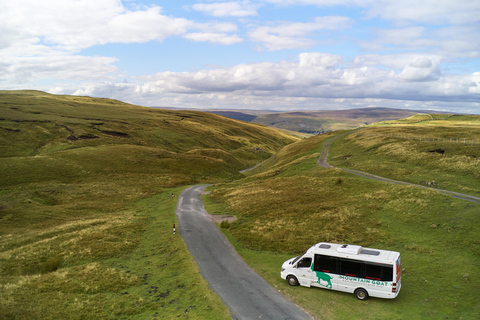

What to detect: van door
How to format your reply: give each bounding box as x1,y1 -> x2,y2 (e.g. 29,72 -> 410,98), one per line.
294,257 -> 313,287
312,254 -> 338,290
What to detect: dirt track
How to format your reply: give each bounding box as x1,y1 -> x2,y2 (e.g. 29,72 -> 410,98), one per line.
318,133 -> 480,204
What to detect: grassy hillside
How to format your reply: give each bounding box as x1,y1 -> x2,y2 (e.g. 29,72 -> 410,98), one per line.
2,91 -> 478,319
329,114 -> 480,196
0,90 -> 297,319
251,108 -> 420,133
204,117 -> 480,319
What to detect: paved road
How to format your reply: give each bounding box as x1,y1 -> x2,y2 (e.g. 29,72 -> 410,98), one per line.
318,133 -> 480,204
176,185 -> 311,320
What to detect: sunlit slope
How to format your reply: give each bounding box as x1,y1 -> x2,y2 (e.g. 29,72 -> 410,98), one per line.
329,114 -> 480,196
0,90 -> 297,186
210,114 -> 480,252
207,121 -> 479,319
0,90 -> 297,319
210,133 -> 381,253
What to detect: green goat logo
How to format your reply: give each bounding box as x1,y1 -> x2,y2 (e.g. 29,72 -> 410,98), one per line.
311,264 -> 332,289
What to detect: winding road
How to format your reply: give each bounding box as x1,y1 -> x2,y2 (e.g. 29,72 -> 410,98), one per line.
318,133 -> 480,204
176,185 -> 311,320
175,132 -> 478,320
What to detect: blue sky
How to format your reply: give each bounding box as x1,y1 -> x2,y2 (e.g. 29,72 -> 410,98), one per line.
1,0 -> 479,113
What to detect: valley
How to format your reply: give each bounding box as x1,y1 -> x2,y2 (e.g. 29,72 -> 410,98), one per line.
205,108 -> 423,134
204,115 -> 480,319
1,90 -> 479,319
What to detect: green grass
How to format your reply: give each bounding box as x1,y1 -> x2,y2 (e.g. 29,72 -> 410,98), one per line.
0,188 -> 231,320
2,91 -> 480,319
0,90 -> 298,319
204,129 -> 480,319
0,90 -> 295,163
328,117 -> 480,196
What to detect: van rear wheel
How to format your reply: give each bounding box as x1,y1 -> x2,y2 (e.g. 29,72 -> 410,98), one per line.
287,275 -> 299,286
355,288 -> 369,300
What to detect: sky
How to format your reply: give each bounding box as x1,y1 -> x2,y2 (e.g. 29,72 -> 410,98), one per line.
1,0 -> 480,113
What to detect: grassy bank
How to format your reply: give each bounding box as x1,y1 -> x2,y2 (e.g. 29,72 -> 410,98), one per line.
204,131 -> 480,319
0,90 -> 295,170
0,188 -> 231,319
328,115 -> 480,197
3,91 -> 479,319
0,90 -> 298,319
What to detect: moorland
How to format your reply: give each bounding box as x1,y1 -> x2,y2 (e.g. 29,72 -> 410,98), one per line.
1,90 -> 479,319
0,90 -> 295,319
206,108 -> 421,134
205,113 -> 480,319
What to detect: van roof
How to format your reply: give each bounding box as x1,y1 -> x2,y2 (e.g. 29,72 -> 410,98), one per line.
308,242 -> 400,264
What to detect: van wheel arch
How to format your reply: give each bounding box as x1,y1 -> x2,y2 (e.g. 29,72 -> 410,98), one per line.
354,288 -> 369,300
287,275 -> 299,286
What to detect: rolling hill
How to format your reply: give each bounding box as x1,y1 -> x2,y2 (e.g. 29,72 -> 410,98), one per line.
206,114 -> 480,319
1,90 -> 478,319
0,90 -> 297,319
206,107 -> 423,133
252,108 -> 422,133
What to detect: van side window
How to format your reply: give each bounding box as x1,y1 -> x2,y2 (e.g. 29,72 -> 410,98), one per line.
314,254 -> 338,273
365,263 -> 394,281
365,263 -> 382,280
339,259 -> 362,277
381,265 -> 393,281
297,257 -> 312,268
313,254 -> 395,281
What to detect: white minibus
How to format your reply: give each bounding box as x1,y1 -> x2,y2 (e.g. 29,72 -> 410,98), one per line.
280,242 -> 401,300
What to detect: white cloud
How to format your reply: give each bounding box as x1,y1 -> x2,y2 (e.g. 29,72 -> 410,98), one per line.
374,27 -> 428,47
72,82 -> 134,98
192,1 -> 260,17
1,1 -> 479,114
0,1 -> 244,52
194,22 -> 240,33
183,21 -> 243,44
264,0 -> 480,25
0,45 -> 119,86
68,77 -> 480,114
249,27 -> 316,51
0,1 -> 192,52
118,52 -> 479,108
0,0 -> 245,86
431,25 -> 480,58
183,33 -> 243,45
248,16 -> 352,51
36,49 -> 479,112
399,57 -> 440,82
364,0 -> 480,25
361,25 -> 480,59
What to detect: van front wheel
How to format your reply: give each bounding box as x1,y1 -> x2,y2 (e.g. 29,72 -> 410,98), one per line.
287,275 -> 299,286
355,288 -> 369,300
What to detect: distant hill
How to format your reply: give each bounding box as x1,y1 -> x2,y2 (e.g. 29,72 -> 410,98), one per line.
253,108 -> 426,133
205,111 -> 256,122
197,107 -> 430,133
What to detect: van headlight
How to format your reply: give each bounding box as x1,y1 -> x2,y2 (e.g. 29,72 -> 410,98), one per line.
281,268 -> 285,272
